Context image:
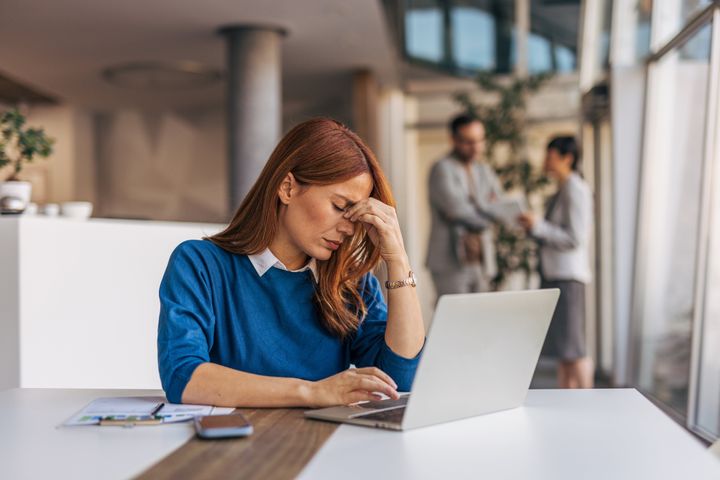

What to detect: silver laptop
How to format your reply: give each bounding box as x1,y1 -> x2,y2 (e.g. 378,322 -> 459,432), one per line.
305,289 -> 559,431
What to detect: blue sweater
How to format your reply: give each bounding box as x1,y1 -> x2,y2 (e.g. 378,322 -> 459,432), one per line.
158,240 -> 421,403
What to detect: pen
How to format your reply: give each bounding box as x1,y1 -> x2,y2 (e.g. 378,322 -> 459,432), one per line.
150,402 -> 165,417
99,415 -> 164,426
101,402 -> 165,421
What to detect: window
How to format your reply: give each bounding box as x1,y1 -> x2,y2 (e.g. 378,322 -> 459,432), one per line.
555,44 -> 576,73
633,21 -> 714,419
451,6 -> 497,70
528,32 -> 553,73
405,0 -> 445,62
401,0 -> 577,75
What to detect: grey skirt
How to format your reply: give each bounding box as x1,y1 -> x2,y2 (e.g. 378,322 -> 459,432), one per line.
540,279 -> 587,361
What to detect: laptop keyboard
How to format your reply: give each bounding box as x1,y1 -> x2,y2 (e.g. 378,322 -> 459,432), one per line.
356,407 -> 406,423
355,397 -> 409,410
348,396 -> 409,424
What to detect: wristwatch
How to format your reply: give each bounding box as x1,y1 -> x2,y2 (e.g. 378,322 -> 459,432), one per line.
385,270 -> 417,289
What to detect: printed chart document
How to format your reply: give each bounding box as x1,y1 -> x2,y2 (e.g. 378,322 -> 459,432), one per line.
486,197 -> 528,227
63,396 -> 234,426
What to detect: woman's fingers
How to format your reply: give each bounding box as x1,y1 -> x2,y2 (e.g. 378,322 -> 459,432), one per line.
314,368 -> 400,406
348,205 -> 388,223
342,201 -> 364,220
346,391 -> 383,405
356,213 -> 389,232
354,212 -> 404,258
342,200 -> 406,258
355,367 -> 398,389
354,375 -> 399,399
344,198 -> 394,223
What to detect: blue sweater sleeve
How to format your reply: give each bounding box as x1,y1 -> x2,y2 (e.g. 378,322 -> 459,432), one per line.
349,273 -> 423,392
157,241 -> 215,403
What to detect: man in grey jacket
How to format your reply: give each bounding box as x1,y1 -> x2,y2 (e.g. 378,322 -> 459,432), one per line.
426,114 -> 504,298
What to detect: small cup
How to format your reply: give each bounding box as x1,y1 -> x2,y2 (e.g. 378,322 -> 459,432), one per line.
43,203 -> 60,217
24,202 -> 39,215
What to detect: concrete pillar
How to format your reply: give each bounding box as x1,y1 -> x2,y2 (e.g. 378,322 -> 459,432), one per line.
352,70 -> 380,153
219,26 -> 285,213
514,0 -> 530,77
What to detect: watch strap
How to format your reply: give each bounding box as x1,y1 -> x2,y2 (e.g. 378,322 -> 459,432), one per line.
385,270 -> 416,289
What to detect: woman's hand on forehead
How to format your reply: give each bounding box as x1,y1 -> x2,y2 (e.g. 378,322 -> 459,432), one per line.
343,198 -> 406,263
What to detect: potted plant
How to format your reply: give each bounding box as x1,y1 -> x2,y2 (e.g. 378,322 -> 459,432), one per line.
0,108 -> 54,212
455,72 -> 552,289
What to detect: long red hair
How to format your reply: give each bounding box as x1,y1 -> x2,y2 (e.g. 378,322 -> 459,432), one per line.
208,118 -> 394,338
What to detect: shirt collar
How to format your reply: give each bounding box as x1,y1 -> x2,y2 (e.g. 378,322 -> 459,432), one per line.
247,248 -> 319,283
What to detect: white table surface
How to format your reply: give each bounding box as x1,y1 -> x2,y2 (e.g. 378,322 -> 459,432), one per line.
2,388 -> 719,480
0,389 -> 195,480
299,389 -> 720,480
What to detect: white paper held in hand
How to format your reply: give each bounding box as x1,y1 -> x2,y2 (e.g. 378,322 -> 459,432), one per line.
485,197 -> 528,227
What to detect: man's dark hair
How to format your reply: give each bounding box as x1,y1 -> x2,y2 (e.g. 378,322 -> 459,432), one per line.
547,135 -> 581,171
449,114 -> 481,137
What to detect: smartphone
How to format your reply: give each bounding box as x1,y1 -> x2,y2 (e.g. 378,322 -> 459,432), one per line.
194,413 -> 253,439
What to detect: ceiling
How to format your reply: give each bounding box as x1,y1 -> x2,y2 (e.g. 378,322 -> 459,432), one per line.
0,0 -> 398,111
0,71 -> 56,104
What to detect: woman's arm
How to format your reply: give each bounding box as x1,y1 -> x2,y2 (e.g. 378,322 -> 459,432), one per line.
182,363 -> 399,408
384,255 -> 426,357
345,199 -> 426,359
519,182 -> 592,250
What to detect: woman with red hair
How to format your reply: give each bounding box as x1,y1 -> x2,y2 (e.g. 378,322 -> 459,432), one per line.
158,118 -> 425,407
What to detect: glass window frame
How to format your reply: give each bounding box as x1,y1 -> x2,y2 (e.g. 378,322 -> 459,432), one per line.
630,1 -> 720,442
690,5 -> 720,442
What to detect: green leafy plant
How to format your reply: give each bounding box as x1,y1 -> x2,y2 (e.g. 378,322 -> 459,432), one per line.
454,72 -> 552,286
0,108 -> 54,181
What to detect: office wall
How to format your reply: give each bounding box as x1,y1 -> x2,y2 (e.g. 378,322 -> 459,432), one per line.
91,81 -> 355,224
4,73 -> 357,225
0,105 -> 230,223
95,108 -> 228,223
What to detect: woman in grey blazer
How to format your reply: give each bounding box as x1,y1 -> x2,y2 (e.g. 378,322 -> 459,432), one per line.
518,136 -> 594,389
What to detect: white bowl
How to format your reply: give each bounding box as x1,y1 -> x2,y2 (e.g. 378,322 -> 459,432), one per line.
60,201 -> 93,220
43,203 -> 60,217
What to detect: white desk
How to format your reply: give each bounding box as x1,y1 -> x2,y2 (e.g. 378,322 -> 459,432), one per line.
2,388 -> 719,479
0,389 -> 195,479
299,389 -> 720,480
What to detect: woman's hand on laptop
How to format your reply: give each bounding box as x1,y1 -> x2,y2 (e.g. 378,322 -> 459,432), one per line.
307,367 -> 399,407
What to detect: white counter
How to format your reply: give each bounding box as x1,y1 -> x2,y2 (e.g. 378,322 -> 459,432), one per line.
0,217 -> 222,390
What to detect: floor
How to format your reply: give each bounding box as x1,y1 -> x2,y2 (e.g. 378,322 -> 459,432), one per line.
530,358 -> 611,389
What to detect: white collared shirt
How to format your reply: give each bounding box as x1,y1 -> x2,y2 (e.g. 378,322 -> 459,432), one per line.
247,248 -> 319,283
